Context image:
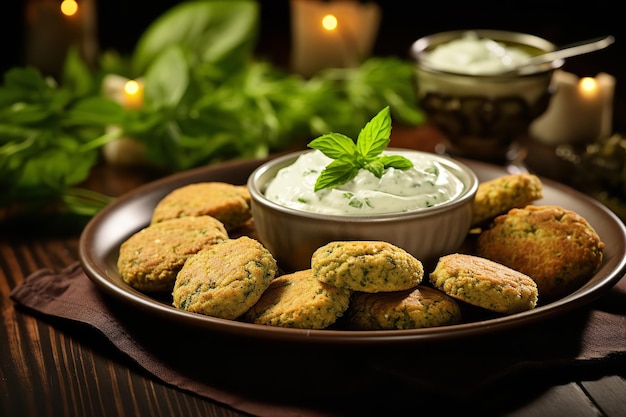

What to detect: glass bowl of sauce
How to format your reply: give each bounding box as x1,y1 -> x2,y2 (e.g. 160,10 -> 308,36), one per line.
411,30 -> 563,165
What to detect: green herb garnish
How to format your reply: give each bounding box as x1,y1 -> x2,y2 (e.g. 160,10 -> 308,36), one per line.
348,199 -> 363,209
307,106 -> 413,192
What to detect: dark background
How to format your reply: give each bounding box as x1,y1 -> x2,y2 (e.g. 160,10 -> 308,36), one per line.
4,0 -> 625,130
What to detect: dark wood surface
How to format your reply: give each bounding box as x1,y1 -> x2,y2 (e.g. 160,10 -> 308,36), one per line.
1,124 -> 625,417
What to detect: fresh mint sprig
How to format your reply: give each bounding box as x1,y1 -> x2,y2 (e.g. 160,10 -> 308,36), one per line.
308,106 -> 413,191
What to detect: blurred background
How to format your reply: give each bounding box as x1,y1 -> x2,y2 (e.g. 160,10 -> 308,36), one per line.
3,0 -> 624,129
0,0 -> 626,218
261,0 -> 625,132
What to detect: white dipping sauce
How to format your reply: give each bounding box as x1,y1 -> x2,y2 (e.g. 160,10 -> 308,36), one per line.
264,150 -> 464,215
426,32 -> 532,75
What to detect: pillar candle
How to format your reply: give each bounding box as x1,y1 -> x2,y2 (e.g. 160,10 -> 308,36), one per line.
290,0 -> 381,78
24,0 -> 98,77
122,80 -> 145,110
101,74 -> 144,109
530,70 -> 615,146
101,74 -> 147,165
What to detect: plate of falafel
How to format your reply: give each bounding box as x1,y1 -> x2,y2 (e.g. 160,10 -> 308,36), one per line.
79,155 -> 626,344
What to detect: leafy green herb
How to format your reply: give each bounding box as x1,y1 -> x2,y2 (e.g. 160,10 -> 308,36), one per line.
131,0 -> 259,76
0,1 -> 425,225
0,53 -> 124,218
315,58 -> 425,129
308,106 -> 414,191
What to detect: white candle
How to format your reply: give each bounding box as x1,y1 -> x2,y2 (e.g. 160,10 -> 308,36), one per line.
530,70 -> 615,145
24,0 -> 98,77
290,0 -> 381,77
101,75 -> 147,165
122,80 -> 145,109
101,74 -> 145,109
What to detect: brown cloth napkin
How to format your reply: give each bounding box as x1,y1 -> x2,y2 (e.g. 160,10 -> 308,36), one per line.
11,262 -> 626,417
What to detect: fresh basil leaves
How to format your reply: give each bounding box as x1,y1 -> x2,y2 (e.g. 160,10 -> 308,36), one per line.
1,1 -> 424,223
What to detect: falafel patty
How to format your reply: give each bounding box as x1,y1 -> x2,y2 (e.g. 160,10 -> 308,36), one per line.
311,241 -> 424,293
172,236 -> 278,319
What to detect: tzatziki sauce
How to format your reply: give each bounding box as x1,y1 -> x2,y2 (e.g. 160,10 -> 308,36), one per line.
263,150 -> 464,215
426,32 -> 532,75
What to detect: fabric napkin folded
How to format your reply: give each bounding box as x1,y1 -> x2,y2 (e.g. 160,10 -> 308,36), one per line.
10,262 -> 626,417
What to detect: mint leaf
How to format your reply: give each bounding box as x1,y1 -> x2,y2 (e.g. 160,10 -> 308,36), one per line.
307,106 -> 413,191
356,106 -> 392,158
364,159 -> 385,178
313,158 -> 359,192
378,154 -> 414,170
308,132 -> 356,160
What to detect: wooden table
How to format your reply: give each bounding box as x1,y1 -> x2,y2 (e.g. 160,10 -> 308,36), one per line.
1,125 -> 625,417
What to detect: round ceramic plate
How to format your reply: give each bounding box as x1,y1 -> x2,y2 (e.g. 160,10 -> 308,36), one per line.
79,156 -> 626,344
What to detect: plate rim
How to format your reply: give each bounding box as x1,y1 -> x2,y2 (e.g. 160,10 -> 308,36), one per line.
79,155 -> 626,345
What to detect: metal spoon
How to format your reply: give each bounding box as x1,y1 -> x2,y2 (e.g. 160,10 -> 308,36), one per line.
495,35 -> 615,76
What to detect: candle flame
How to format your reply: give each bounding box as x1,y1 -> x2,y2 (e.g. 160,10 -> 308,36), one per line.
322,14 -> 338,31
60,0 -> 78,17
124,80 -> 141,96
579,77 -> 597,93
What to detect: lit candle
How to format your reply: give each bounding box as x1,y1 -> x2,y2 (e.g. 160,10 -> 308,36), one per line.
122,80 -> 145,109
100,75 -> 147,165
530,70 -> 615,146
101,74 -> 145,109
290,0 -> 381,77
24,0 -> 98,77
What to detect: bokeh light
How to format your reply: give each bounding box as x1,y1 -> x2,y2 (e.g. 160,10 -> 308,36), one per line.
60,0 -> 78,17
124,80 -> 141,96
321,14 -> 338,31
579,77 -> 598,93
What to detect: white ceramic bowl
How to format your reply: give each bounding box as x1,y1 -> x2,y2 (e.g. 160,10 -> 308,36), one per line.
247,149 -> 478,272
